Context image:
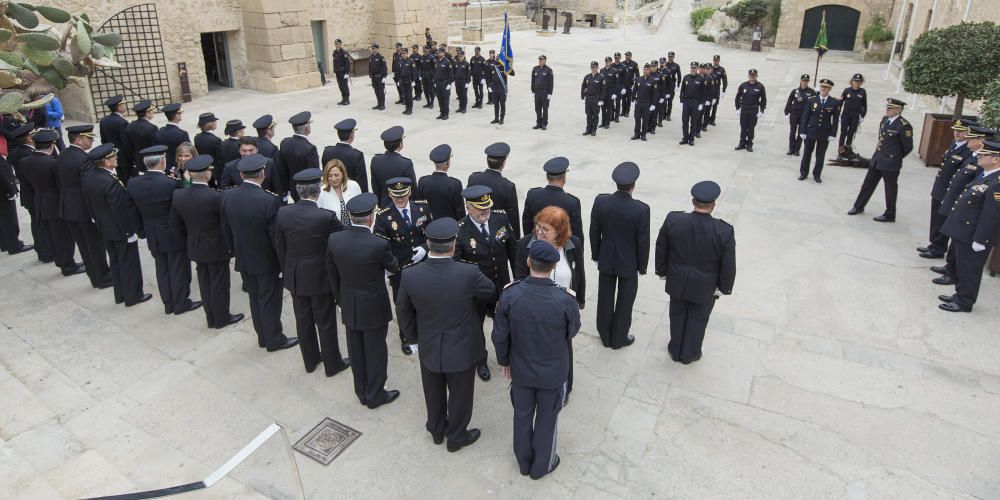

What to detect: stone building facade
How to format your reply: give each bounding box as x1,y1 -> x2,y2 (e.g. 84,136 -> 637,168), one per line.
774,0 -> 893,51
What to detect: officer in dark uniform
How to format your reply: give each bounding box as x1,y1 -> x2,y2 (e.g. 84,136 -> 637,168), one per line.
332,38 -> 352,105
709,55 -> 728,126
220,137 -> 280,192
370,126 -> 417,206
591,162 -> 649,349
632,63 -> 659,142
220,154 -> 298,351
121,100 -> 158,180
734,69 -> 767,152
493,240 -> 580,480
654,58 -> 669,128
252,114 -> 279,160
784,74 -> 816,156
937,140 -> 1000,312
99,95 -> 130,179
798,78 -> 840,182
277,111 -> 320,201
411,43 -> 424,101
369,43 -> 388,110
522,157 -> 584,243
168,155 -> 244,329
848,98 -> 914,222
397,217 -> 496,450
621,51 -> 639,117
655,181 -> 736,364
919,119 -> 975,259
454,186 -> 517,381
531,55 -> 554,130
194,112 -> 223,174
433,48 -> 454,120
487,56 -> 508,125
453,49 -> 471,113
663,51 -> 681,121
8,124 -> 51,261
421,45 -> 437,109
470,46 -> 487,108
0,144 -> 29,255
127,145 -> 199,315
322,119 -> 368,192
374,177 -> 431,304
839,73 -> 868,148
610,52 -> 625,119
275,168 -> 350,375
468,142 -> 520,238
397,48 -> 417,115
581,61 -> 604,136
326,192 -> 401,409
600,57 -> 618,128
58,125 -> 110,288
392,42 -> 404,105
219,120 -> 245,166
416,144 -> 464,220
699,63 -> 717,133
82,144 -> 151,306
155,103 -> 189,172
679,62 -> 704,146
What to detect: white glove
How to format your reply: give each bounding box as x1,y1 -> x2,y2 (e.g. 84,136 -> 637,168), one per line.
5,194 -> 14,200
620,89 -> 626,95
972,242 -> 987,252
382,77 -> 387,83
411,246 -> 427,262
611,95 -> 617,100
800,134 -> 807,139
705,100 -> 711,106
859,117 -> 865,124
828,136 -> 836,142
649,105 -> 655,111
480,79 -> 487,85
411,82 -> 416,87
126,233 -> 138,244
598,101 -> 604,106
408,344 -> 419,353
698,105 -> 703,111
666,93 -> 672,99
659,98 -> 664,103
721,92 -> 726,99
756,111 -> 763,118
713,98 -> 718,105
446,84 -> 451,90
342,74 -> 349,80
283,194 -> 290,204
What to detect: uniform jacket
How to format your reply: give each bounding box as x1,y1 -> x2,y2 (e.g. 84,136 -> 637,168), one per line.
397,58 -> 418,84
374,200 -> 431,265
99,113 -> 129,156
633,75 -> 659,103
590,191 -> 650,277
784,86 -> 816,115
522,185 -> 584,243
333,48 -> 351,73
839,86 -> 867,117
9,143 -> 34,209
256,136 -> 279,160
655,211 -> 736,305
514,234 -> 586,307
322,142 -> 368,193
735,81 -> 766,111
531,65 -> 553,95
368,53 -> 387,79
20,151 -> 61,220
468,168 -> 519,238
274,199 -> 345,296
169,183 -> 231,263
711,65 -> 728,93
277,134 -> 320,196
679,74 -> 704,102
454,60 -> 470,83
582,72 -> 604,99
219,137 -> 242,167
122,118 -> 158,174
940,157 -> 981,216
82,168 -> 139,241
220,156 -> 280,192
155,123 -> 190,169
220,182 -> 282,275
370,151 -> 416,206
126,171 -> 184,254
931,142 -> 973,201
415,171 -> 464,220
454,212 -> 517,290
470,54 -> 487,78
600,67 -> 618,98
940,172 -> 1000,246
800,95 -> 841,140
870,115 -> 914,172
56,145 -> 93,221
664,62 -> 681,90
488,62 -> 507,95
326,225 -> 399,330
194,131 -> 223,170
0,155 -> 17,199
433,57 -> 454,83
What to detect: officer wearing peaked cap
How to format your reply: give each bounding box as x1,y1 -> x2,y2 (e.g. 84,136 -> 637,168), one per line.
839,73 -> 868,148
370,126 -> 416,206
663,51 -> 682,122
468,142 -> 520,238
277,111 -> 320,201
7,123 -> 52,262
848,98 -> 914,222
522,157 -> 584,244
369,43 -> 388,110
322,118 -> 369,193
194,112 -> 223,182
121,99 -> 159,181
219,119 -> 246,167
799,78 -> 840,182
416,144 -> 464,220
679,61 -> 705,146
155,103 -> 190,171
252,114 -> 279,160
600,56 -> 618,128
100,95 -> 130,178
0,133 -> 29,256
332,38 -> 352,105
919,118 -> 977,259
734,69 -> 766,152
581,61 -> 604,136
531,55 -> 554,130
58,124 -> 112,289
784,74 -> 816,156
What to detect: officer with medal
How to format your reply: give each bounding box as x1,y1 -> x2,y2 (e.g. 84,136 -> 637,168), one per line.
919,119 -> 976,259
488,55 -> 508,125
332,38 -> 352,105
798,78 -> 840,183
784,74 -> 816,156
848,98 -> 914,222
468,142 -> 520,238
368,43 -> 388,110
734,69 -> 766,152
454,185 -> 517,382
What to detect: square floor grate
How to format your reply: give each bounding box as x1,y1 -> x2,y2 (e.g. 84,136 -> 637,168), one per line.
292,418 -> 363,466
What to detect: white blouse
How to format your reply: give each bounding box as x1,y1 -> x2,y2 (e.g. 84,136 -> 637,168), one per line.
317,180 -> 362,219
550,247 -> 572,289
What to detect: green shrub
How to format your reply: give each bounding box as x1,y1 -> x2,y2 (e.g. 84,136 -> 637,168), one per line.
690,7 -> 716,32
979,77 -> 1000,130
766,0 -> 781,35
723,0 -> 769,26
697,34 -> 716,42
863,14 -> 895,44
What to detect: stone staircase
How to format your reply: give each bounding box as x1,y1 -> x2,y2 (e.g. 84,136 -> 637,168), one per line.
448,1 -> 539,37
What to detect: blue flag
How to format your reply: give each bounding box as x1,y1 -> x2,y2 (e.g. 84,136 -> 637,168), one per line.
499,12 -> 513,75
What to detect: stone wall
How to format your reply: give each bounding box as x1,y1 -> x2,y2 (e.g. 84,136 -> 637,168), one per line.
543,0 -> 618,17
886,0 -> 1000,64
371,0 -> 448,49
774,0 -> 894,51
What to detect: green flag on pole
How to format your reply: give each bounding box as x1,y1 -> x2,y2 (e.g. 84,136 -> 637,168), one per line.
814,11 -> 829,56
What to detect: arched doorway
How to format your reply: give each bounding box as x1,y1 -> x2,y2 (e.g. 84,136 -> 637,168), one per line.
798,5 -> 861,51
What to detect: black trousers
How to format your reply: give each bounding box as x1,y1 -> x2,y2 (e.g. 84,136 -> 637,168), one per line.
927,198 -> 949,254
151,250 -> 192,314
492,91 -> 506,121
401,80 -> 413,112
788,112 -> 805,153
596,272 -> 638,348
839,112 -> 861,147
393,77 -> 402,101
456,81 -> 468,111
534,93 -> 549,126
24,204 -> 52,261
709,98 -> 720,124
105,239 -> 144,305
422,74 -> 435,105
621,87 -> 633,115
800,138 -> 829,178
633,101 -> 651,137
68,220 -> 110,287
701,100 -> 713,130
435,81 -> 451,116
600,96 -> 613,126
665,90 -> 675,118
511,382 -> 564,478
944,243 -> 957,278
244,272 -> 286,349
421,364 -> 475,444
0,197 -> 23,252
197,260 -> 232,328
584,96 -> 599,133
414,75 -> 422,99
738,109 -> 759,146
335,71 -> 350,100
668,297 -> 715,362
954,241 -> 990,309
472,77 -> 484,105
852,168 -> 900,217
345,324 -> 390,407
291,293 -> 345,374
43,219 -> 76,271
681,101 -> 699,141
371,77 -> 385,107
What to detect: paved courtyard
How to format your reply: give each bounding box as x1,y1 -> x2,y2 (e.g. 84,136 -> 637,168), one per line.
2,1 -> 999,498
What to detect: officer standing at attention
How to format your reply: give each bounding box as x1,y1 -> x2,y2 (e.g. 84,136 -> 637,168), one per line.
82,144 -> 151,307
252,114 -> 279,160
411,43 -> 424,102
275,168 -> 351,375
838,73 -> 868,148
453,49 -> 471,114
918,119 -> 976,259
396,48 -> 417,115
392,42 -> 404,106
663,52 -> 682,122
58,125 -> 111,288
369,43 -> 388,110
734,69 -> 767,152
798,78 -> 840,183
219,119 -> 245,167
784,74 -> 816,156
522,157 -> 584,243
8,124 -> 52,262
326,192 -> 401,409
631,63 -> 659,142
277,111 -> 320,201
610,53 -> 625,120
99,95 -> 129,177
433,48 -> 454,120
127,145 -> 200,316
646,60 -> 663,136
155,103 -> 189,172
581,61 -> 604,136
600,57 -> 618,129
590,162 -> 649,349
221,137 -> 280,192
493,240 -> 580,480
709,55 -> 728,126
469,142 -> 520,238
847,98 -> 914,222
937,140 -> 1000,313
699,63 -> 717,135
194,112 -> 223,175
416,144 -> 464,220
470,46 -> 487,109
333,38 -> 352,105
621,51 -> 640,117
655,58 -> 669,128
168,155 -> 244,329
488,55 -> 508,125
679,62 -> 704,146
0,150 -> 28,256
370,126 -> 416,207
220,154 -> 298,352
655,181 -> 736,364
323,119 -> 369,192
121,100 -> 158,180
531,55 -> 554,130
421,45 -> 437,109
397,217 -> 497,450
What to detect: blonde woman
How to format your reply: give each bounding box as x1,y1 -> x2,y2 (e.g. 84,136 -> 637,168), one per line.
317,158 -> 361,224
174,142 -> 198,187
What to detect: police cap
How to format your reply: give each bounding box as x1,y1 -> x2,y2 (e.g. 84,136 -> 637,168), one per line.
951,118 -> 977,131
288,111 -> 312,126
591,61 -> 599,67
104,95 -> 123,108
198,112 -> 218,127
10,123 -> 33,138
65,124 -> 95,137
429,144 -> 451,163
691,180 -> 721,203
979,140 -> 1000,155
690,61 -> 699,68
604,56 -> 612,62
347,192 -> 378,216
886,98 -> 906,109
819,78 -> 834,88
386,177 -> 412,197
463,185 -> 493,209
668,51 -> 675,57
224,119 -> 245,135
748,69 -> 758,76
380,125 -> 404,142
237,154 -> 268,173
293,167 -> 322,183
138,144 -> 167,157
528,240 -> 560,264
253,114 -> 275,130
800,74 -> 811,81
162,102 -> 181,114
484,142 -> 510,158
133,99 -> 152,113
612,162 -> 640,185
543,156 -> 569,175
851,73 -> 864,82
185,154 -> 214,172
87,143 -> 117,162
425,217 -> 460,243
335,118 -> 357,132
31,128 -> 58,144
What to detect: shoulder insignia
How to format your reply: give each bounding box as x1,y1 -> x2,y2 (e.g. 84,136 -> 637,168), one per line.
904,130 -> 912,137
900,118 -> 910,126
413,199 -> 428,204
264,189 -> 278,196
994,193 -> 1000,201
374,232 -> 390,240
376,207 -> 390,215
965,165 -> 977,170
457,258 -> 476,265
492,209 -> 506,214
503,279 -> 523,290
402,261 -> 420,270
563,287 -> 576,297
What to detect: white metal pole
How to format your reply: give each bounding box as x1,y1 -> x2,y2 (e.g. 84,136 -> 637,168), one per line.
884,0 -> 909,80
964,0 -> 973,20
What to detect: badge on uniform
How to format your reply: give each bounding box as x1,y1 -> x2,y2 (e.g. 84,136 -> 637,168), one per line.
812,103 -> 817,110
905,130 -> 912,137
391,221 -> 398,231
994,192 -> 1000,201
470,238 -> 477,249
972,184 -> 988,193
495,226 -> 507,241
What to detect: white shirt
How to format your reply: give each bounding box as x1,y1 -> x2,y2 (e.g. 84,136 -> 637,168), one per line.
243,179 -> 262,188
550,247 -> 572,289
317,180 -> 361,217
351,223 -> 373,233
887,115 -> 899,125
983,168 -> 1000,179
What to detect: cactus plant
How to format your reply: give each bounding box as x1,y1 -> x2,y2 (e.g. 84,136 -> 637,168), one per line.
0,0 -> 122,114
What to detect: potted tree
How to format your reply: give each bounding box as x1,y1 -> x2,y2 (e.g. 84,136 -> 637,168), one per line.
903,21 -> 1000,166
980,76 -> 1000,130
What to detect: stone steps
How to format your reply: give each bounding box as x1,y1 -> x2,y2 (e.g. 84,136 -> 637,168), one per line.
448,16 -> 538,36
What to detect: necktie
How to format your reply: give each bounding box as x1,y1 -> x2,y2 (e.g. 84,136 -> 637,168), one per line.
402,208 -> 410,227
976,170 -> 985,181
480,223 -> 490,240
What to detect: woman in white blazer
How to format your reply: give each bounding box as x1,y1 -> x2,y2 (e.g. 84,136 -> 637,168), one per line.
317,158 -> 361,224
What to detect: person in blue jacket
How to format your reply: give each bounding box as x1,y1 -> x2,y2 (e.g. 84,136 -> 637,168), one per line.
45,96 -> 66,150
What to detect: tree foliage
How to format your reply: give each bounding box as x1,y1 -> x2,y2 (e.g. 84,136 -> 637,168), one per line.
722,0 -> 769,26
863,14 -> 894,44
690,7 -> 715,32
979,76 -> 1000,130
903,22 -> 1000,101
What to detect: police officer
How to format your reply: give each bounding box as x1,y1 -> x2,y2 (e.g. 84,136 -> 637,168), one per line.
82,144 -> 151,306
252,114 -> 279,160
600,57 -> 618,129
621,51 -> 639,116
454,186 -> 517,381
121,100 -> 158,179
486,49 -> 499,106
219,119 -> 245,166
611,52 -> 626,119
919,119 -> 975,259
332,38 -> 352,105
397,217 -> 496,450
798,78 -> 840,182
663,52 -> 681,122
370,126 -> 417,207
0,136 -> 29,256
369,43 -> 387,110
784,74 -> 816,156
488,56 -> 507,125
522,157 -> 584,243
411,43 -> 423,101
699,63 -> 717,134
655,58 -> 669,127
277,111 -> 320,201
453,49 -> 470,113
679,62 -> 704,146
470,46 -> 487,108
493,240 -> 580,479
421,45 -> 437,109
581,61 -> 604,136
647,60 -> 664,135
591,162 -> 649,349
631,63 -> 659,142
275,168 -> 350,375
397,47 -> 417,115
155,103 -> 189,172
433,48 -> 454,120
168,155 -> 244,329
734,69 -> 767,152
848,98 -> 914,222
220,137 -> 279,192
655,181 -> 736,364
839,73 -> 868,148
99,95 -> 130,178
531,55 -> 554,130
416,144 -> 464,220
392,42 -> 404,105
326,192 -> 401,409
709,55 -> 728,126
8,124 -> 51,262
468,142 -> 520,237
58,125 -> 111,288
323,119 -> 368,192
220,154 -> 298,351
937,140 -> 1000,312
127,145 -> 199,316
194,112 -> 223,175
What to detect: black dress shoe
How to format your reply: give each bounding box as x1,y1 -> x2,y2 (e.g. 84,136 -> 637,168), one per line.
267,337 -> 300,352
541,125 -> 547,130
793,151 -> 800,156
477,363 -> 491,381
441,116 -> 448,120
873,214 -> 895,223
372,105 -> 380,110
531,454 -> 559,480
631,135 -> 640,140
938,294 -> 956,303
735,144 -> 745,150
175,301 -> 203,315
326,358 -> 350,377
846,207 -> 864,216
9,244 -> 33,255
916,246 -> 930,253
368,389 -> 400,409
447,428 -> 481,452
813,176 -> 821,183
612,335 -> 635,350
125,293 -> 153,307
647,129 -> 654,134
402,343 -> 413,355
305,361 -> 320,373
932,275 -> 957,285
930,266 -> 948,275
786,151 -> 795,156
96,280 -> 113,289
164,305 -> 173,315
797,175 -> 807,181
432,434 -> 444,445
746,146 -> 754,152
217,313 -> 245,329
40,257 -> 54,263
582,131 -> 590,136
490,119 -> 499,124
919,251 -> 944,259
590,131 -> 597,136
681,354 -> 703,365
62,263 -> 87,276
402,110 -> 412,115
939,302 -> 971,312
532,124 -> 541,129
641,135 -> 647,141
679,139 -> 688,145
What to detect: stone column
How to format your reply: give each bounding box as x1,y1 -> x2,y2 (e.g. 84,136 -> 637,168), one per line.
240,0 -> 322,93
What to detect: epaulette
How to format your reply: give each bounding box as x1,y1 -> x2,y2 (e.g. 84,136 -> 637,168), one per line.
373,232 -> 389,240
900,118 -> 910,126
492,209 -> 506,214
376,207 -> 390,215
264,189 -> 278,197
457,259 -> 477,266
964,165 -> 978,170
502,279 -> 523,290
717,218 -> 733,228
402,261 -> 420,270
560,286 -> 577,298
413,199 -> 428,204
